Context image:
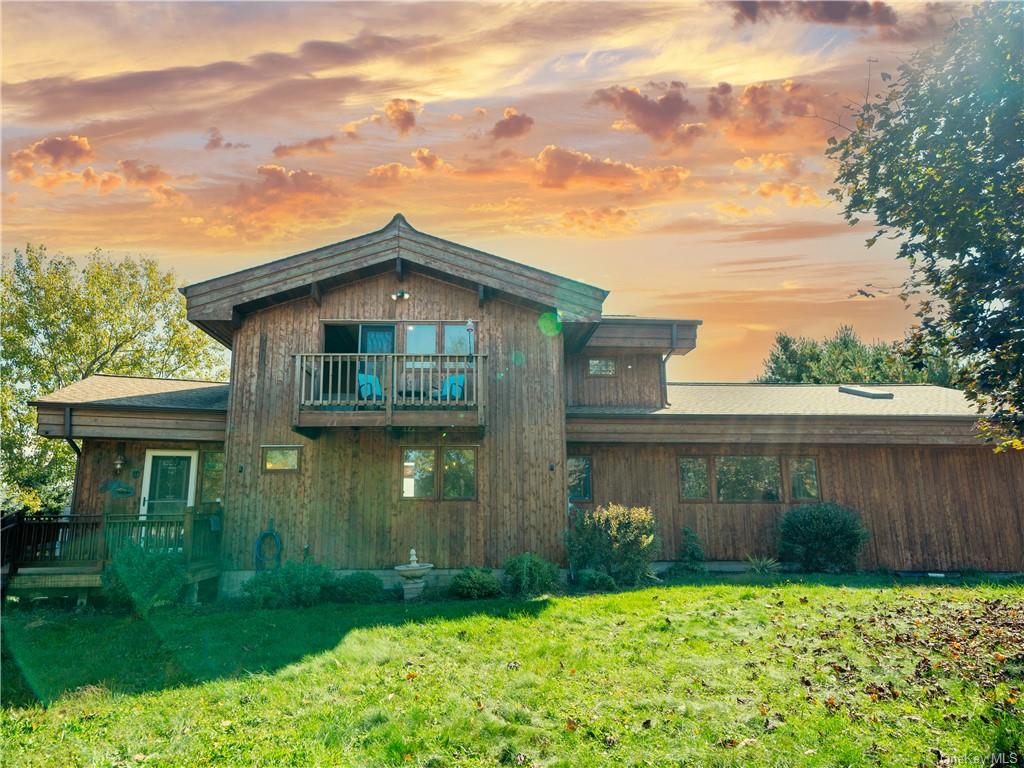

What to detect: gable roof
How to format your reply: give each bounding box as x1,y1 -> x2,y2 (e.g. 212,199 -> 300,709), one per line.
183,213 -> 609,346
30,374 -> 230,412
568,383 -> 979,419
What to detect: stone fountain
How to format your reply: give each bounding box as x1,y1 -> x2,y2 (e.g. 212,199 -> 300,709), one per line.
394,548 -> 434,600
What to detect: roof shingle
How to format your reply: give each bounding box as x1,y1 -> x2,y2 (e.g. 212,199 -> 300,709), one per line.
31,375 -> 229,411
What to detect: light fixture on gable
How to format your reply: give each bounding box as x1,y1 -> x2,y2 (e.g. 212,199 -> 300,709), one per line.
390,289 -> 410,301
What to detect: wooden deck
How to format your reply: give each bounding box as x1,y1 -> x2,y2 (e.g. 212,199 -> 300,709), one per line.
1,509 -> 222,595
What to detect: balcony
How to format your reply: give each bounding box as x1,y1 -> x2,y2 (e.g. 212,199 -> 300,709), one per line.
292,353 -> 487,430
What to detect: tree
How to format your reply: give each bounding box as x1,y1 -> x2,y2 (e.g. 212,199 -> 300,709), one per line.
826,4 -> 1023,448
1,245 -> 228,514
756,325 -> 955,386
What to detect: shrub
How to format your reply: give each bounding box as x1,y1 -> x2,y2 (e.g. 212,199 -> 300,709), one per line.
242,561 -> 336,608
327,571 -> 385,604
101,546 -> 187,616
564,503 -> 660,586
665,527 -> 706,578
503,552 -> 559,597
577,568 -> 616,592
778,502 -> 869,573
746,554 -> 780,575
450,567 -> 503,599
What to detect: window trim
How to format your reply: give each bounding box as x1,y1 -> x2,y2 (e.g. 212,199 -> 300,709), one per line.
678,455 -> 711,502
400,445 -> 479,502
585,358 -> 618,378
567,454 -> 593,503
261,445 -> 303,474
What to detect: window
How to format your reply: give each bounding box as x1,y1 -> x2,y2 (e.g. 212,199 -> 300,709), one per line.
401,448 -> 436,498
262,446 -> 301,473
788,457 -> 820,500
200,450 -> 225,503
587,358 -> 617,376
567,456 -> 592,502
443,323 -> 474,355
405,324 -> 438,355
715,455 -> 781,502
401,447 -> 477,500
679,457 -> 710,500
442,448 -> 477,499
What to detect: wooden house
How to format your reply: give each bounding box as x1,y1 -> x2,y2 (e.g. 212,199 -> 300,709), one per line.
12,214 -> 1024,595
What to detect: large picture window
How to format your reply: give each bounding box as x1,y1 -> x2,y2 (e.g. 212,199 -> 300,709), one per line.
715,455 -> 781,502
401,446 -> 477,500
567,456 -> 592,502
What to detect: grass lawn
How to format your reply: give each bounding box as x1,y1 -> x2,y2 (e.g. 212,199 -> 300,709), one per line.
2,575 -> 1022,767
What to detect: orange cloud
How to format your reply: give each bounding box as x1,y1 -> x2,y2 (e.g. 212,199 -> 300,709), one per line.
273,135 -> 336,158
362,148 -> 449,187
734,152 -> 803,176
204,127 -> 249,150
534,145 -> 640,188
590,82 -> 705,150
489,107 -> 535,140
755,180 -> 824,206
118,159 -> 172,187
560,206 -> 637,235
8,134 -> 95,181
81,166 -> 122,194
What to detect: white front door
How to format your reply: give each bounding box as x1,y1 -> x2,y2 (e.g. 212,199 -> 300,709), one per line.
140,450 -> 198,518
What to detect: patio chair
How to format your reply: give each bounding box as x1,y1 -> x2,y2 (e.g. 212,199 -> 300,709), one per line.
434,373 -> 466,402
357,372 -> 384,402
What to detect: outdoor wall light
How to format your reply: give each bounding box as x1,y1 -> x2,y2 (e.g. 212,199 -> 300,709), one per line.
113,442 -> 127,474
390,289 -> 410,301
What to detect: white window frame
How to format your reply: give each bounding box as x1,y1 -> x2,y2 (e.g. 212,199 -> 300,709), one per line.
140,449 -> 199,518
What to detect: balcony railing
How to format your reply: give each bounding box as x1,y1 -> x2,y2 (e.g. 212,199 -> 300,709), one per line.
293,353 -> 487,428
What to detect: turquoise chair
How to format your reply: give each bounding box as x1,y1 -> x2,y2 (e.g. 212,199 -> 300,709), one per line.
435,374 -> 466,401
357,372 -> 384,401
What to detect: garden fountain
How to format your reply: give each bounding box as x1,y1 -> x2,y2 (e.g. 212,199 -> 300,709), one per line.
394,548 -> 433,600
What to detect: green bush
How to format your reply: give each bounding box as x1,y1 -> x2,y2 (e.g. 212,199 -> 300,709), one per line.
101,546 -> 187,616
450,567 -> 503,599
577,568 -> 616,592
503,552 -> 559,597
242,561 -> 337,608
564,503 -> 660,586
327,571 -> 385,604
778,502 -> 870,573
665,527 -> 706,578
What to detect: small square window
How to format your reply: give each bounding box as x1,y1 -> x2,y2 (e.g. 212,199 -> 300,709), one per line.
567,456 -> 592,502
587,358 -> 616,376
789,457 -> 820,500
401,448 -> 436,498
262,446 -> 301,473
679,457 -> 710,500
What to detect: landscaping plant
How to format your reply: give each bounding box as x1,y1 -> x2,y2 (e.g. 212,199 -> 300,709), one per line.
326,572 -> 386,604
502,552 -> 559,597
778,502 -> 870,573
242,561 -> 337,608
665,526 -> 706,578
564,503 -> 660,586
575,568 -> 616,592
450,567 -> 503,599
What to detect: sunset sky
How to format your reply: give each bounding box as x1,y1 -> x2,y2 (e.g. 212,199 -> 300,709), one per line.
1,1 -> 965,380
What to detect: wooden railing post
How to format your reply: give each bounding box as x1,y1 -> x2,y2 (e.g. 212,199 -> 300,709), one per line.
183,506 -> 194,567
292,355 -> 302,427
386,355 -> 394,424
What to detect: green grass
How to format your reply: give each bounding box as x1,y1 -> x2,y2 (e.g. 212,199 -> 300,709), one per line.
2,575 -> 1022,767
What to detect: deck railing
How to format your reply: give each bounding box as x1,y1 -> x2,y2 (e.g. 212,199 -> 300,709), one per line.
294,353 -> 487,417
1,509 -> 221,571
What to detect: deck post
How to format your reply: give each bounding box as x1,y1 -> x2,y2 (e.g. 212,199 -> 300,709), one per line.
292,355 -> 302,427
386,356 -> 394,425
183,506 -> 195,567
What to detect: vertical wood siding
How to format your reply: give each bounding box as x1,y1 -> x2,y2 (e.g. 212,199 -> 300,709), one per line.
564,353 -> 664,407
222,270 -> 567,569
571,442 -> 1024,571
74,438 -> 224,517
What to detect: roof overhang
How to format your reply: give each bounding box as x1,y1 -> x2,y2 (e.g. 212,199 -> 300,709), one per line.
183,214 -> 609,348
564,317 -> 702,355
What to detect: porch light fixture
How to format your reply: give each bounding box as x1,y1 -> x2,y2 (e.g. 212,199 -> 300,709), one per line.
465,319 -> 475,336
113,442 -> 127,474
390,289 -> 410,301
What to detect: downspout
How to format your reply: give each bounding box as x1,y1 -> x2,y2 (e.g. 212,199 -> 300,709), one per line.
661,323 -> 679,407
64,406 -> 82,513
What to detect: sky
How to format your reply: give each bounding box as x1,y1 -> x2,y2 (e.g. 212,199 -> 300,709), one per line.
1,1 -> 966,380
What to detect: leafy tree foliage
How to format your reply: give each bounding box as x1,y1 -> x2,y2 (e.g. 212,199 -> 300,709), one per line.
1,245 -> 227,513
826,4 -> 1023,447
756,325 -> 955,386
